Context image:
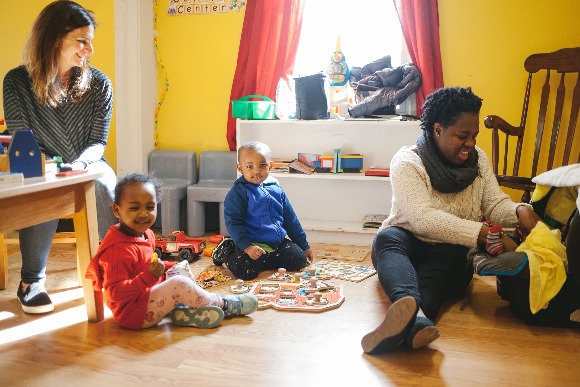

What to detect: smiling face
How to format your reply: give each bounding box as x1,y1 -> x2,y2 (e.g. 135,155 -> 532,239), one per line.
113,182 -> 157,237
58,25 -> 94,78
237,148 -> 271,185
433,112 -> 479,166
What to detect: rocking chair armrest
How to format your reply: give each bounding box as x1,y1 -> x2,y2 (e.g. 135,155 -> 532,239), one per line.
484,115 -> 524,137
496,175 -> 535,191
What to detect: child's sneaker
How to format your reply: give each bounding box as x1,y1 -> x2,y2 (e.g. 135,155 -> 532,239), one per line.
165,260 -> 195,281
212,236 -> 234,266
221,294 -> 259,317
171,304 -> 224,328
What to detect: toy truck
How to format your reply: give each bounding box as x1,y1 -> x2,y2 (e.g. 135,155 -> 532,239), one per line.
154,231 -> 205,263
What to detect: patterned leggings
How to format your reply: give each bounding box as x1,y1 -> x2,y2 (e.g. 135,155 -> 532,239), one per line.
141,276 -> 223,329
225,239 -> 308,280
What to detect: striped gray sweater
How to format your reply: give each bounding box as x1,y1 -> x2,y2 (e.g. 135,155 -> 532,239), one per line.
3,65 -> 113,164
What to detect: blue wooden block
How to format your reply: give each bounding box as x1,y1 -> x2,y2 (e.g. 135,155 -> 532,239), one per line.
8,130 -> 43,178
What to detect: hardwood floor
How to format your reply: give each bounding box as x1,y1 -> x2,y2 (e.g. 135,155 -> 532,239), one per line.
1,236 -> 579,386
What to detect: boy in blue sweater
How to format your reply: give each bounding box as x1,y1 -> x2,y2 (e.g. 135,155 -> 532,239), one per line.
214,141 -> 313,280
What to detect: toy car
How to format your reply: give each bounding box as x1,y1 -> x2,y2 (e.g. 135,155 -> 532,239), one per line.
154,231 -> 205,263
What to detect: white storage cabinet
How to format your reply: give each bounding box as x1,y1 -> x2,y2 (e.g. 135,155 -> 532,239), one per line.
236,119 -> 422,245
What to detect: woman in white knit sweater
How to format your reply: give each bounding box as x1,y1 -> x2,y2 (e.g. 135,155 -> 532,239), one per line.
361,87 -> 540,354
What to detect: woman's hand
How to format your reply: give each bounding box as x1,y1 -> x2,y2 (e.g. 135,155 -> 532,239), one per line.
244,245 -> 265,260
516,205 -> 543,240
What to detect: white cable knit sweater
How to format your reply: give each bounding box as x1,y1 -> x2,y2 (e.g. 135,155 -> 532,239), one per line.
380,145 -> 520,247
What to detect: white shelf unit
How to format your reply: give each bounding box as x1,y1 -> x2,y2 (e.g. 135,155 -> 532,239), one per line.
236,119 -> 422,245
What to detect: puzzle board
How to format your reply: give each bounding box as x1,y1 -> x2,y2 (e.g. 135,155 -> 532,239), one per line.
310,260 -> 376,282
250,282 -> 344,312
315,246 -> 370,262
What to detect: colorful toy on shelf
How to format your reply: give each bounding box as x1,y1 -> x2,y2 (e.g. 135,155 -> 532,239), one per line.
297,153 -> 320,167
327,35 -> 350,87
340,154 -> 363,173
154,230 -> 206,263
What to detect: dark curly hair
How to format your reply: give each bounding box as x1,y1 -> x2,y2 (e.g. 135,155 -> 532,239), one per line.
114,173 -> 162,205
420,87 -> 483,134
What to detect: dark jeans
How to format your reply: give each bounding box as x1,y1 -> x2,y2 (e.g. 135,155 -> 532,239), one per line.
566,211 -> 580,282
498,211 -> 580,328
371,227 -> 474,321
225,239 -> 309,280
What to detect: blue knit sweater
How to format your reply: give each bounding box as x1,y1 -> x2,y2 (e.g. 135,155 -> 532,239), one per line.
224,175 -> 309,252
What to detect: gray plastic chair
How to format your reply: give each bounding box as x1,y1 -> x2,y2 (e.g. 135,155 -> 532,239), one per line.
148,150 -> 197,237
187,151 -> 237,237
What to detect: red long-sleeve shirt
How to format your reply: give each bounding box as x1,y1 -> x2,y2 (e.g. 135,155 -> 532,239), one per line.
85,226 -> 175,330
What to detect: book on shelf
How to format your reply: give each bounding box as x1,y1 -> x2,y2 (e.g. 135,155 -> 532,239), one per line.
0,172 -> 24,187
288,159 -> 313,174
365,168 -> 390,177
362,214 -> 388,229
270,158 -> 291,173
297,153 -> 320,167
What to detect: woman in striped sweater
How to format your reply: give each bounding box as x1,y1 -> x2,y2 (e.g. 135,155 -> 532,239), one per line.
3,1 -> 117,315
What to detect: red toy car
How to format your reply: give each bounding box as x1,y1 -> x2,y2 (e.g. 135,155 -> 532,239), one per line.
155,231 -> 205,263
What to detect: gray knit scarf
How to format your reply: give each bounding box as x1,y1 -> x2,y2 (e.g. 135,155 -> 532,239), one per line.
415,132 -> 479,193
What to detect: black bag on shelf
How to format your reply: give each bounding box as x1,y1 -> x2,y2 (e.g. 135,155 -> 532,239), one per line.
295,73 -> 329,120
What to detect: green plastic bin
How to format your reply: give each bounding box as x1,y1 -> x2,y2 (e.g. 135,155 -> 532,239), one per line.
231,95 -> 277,120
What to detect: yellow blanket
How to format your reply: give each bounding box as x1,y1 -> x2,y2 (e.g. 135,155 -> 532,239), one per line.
516,222 -> 567,314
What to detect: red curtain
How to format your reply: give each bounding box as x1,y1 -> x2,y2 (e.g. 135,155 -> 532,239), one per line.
394,0 -> 444,116
226,0 -> 305,150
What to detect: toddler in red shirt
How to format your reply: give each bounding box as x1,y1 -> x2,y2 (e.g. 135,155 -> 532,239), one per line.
86,173 -> 258,330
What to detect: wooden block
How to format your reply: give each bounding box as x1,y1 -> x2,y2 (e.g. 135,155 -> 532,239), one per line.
0,155 -> 8,172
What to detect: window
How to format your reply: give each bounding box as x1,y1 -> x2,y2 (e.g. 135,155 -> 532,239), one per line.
279,0 -> 415,117
292,0 -> 408,77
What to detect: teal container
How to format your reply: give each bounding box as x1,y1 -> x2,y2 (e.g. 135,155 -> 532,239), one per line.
231,95 -> 277,120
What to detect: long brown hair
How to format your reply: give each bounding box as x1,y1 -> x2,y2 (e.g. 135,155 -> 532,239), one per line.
23,0 -> 96,107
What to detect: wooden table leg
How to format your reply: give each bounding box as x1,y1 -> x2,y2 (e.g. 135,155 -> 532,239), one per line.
0,233 -> 7,290
73,181 -> 104,322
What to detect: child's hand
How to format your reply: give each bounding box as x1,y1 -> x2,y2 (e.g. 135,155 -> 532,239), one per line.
244,245 -> 265,260
148,256 -> 165,278
304,248 -> 313,264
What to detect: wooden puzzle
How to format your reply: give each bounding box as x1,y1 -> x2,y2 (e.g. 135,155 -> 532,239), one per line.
250,281 -> 345,312
195,268 -> 231,289
315,246 -> 370,262
309,260 -> 376,282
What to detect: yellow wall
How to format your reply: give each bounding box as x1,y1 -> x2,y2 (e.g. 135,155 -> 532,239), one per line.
0,0 -> 116,169
153,1 -> 245,153
438,0 -> 580,199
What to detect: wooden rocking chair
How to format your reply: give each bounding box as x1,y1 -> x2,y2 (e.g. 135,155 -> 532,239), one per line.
484,47 -> 580,203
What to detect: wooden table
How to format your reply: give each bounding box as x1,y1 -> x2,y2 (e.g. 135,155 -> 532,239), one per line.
0,171 -> 104,322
